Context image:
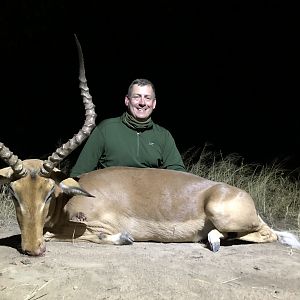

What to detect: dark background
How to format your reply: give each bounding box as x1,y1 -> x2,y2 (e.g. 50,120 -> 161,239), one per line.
0,1 -> 299,173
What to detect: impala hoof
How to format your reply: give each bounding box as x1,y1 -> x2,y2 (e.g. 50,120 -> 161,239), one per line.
209,241 -> 220,252
120,232 -> 134,245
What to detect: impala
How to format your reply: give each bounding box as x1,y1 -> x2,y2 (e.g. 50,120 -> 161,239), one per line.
1,36 -> 299,256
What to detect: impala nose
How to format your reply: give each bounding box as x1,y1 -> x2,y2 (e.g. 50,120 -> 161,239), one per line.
23,242 -> 46,256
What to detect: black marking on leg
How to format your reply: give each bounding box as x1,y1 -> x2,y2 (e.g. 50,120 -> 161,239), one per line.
98,233 -> 107,240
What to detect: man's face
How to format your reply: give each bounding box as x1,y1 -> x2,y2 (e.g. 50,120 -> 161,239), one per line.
125,84 -> 156,121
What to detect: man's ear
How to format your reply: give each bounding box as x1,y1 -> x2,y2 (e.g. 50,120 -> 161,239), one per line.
125,95 -> 130,106
152,98 -> 157,109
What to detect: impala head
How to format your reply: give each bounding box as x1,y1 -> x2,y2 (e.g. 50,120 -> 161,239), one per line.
0,35 -> 96,256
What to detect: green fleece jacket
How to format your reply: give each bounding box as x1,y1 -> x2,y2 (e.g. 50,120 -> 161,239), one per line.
70,116 -> 186,177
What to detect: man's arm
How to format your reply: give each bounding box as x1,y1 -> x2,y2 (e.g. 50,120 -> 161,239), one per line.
162,131 -> 186,172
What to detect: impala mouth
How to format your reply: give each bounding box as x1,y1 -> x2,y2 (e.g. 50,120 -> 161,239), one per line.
23,243 -> 46,256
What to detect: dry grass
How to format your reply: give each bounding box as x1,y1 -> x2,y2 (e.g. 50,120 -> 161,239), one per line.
183,145 -> 300,233
0,184 -> 17,226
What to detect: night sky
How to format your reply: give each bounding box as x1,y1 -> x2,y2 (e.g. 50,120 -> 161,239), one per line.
1,1 -> 299,173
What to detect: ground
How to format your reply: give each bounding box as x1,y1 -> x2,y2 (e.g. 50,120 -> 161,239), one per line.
0,223 -> 299,300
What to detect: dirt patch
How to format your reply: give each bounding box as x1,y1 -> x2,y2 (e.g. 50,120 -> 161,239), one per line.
0,223 -> 299,300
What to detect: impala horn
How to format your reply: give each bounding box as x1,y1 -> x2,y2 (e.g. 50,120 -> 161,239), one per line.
0,143 -> 27,178
40,34 -> 96,177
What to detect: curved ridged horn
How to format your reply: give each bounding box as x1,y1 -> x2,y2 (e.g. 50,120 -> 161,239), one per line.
40,34 -> 97,177
0,143 -> 27,177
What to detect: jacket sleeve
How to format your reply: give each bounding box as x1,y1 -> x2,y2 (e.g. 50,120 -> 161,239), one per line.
161,130 -> 186,172
69,126 -> 104,177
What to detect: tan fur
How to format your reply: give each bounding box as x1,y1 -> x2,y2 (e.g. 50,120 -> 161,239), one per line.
0,159 -> 282,255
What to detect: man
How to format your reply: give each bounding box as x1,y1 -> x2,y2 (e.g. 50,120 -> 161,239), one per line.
70,78 -> 185,177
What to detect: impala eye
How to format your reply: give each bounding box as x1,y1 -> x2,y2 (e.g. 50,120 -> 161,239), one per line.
8,186 -> 15,197
8,186 -> 19,205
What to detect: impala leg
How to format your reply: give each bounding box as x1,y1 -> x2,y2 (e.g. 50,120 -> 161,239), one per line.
236,224 -> 277,243
98,232 -> 134,245
44,230 -> 134,245
57,231 -> 135,245
207,229 -> 228,252
68,216 -> 135,245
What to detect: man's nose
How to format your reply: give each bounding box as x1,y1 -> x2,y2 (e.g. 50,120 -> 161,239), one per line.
139,97 -> 146,104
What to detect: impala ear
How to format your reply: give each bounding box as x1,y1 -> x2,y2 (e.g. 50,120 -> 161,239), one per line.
57,178 -> 94,197
50,168 -> 69,183
0,167 -> 14,185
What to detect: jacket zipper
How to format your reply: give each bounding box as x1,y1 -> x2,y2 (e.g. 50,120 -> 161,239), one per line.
136,132 -> 140,157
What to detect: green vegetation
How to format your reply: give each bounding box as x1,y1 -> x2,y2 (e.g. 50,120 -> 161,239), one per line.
1,147 -> 299,234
